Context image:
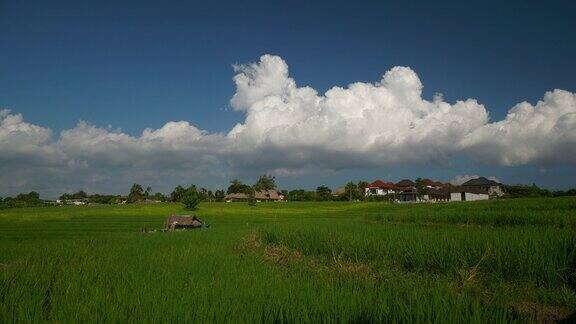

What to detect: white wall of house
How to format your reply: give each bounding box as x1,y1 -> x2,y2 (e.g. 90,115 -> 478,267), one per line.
365,188 -> 396,196
450,192 -> 489,201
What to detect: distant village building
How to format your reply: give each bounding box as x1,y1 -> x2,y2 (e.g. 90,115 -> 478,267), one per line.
56,199 -> 87,205
363,176 -> 502,203
365,180 -> 397,196
449,187 -> 490,201
224,190 -> 284,202
461,177 -> 504,197
395,179 -> 418,202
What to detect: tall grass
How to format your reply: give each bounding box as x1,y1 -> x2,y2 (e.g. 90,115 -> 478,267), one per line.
1,198 -> 575,322
261,223 -> 576,287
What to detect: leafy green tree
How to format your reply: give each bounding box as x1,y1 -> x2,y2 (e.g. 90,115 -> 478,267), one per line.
128,184 -> 144,203
503,184 -> 552,198
287,189 -> 316,201
415,178 -> 428,199
316,186 -> 332,201
357,181 -> 369,200
150,192 -> 167,202
227,179 -> 252,194
181,187 -> 201,210
214,190 -> 225,202
16,191 -> 40,202
254,174 -> 276,191
170,185 -> 188,202
198,187 -> 208,201
344,182 -> 360,201
247,188 -> 257,206
288,189 -> 305,201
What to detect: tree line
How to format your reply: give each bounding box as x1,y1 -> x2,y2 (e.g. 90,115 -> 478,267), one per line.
0,192 -> 46,209
2,179 -> 575,210
502,184 -> 576,198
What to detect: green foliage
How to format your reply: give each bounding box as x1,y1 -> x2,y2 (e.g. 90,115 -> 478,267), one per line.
60,191 -> 121,204
127,183 -> 145,203
149,192 -> 167,202
170,185 -> 187,202
415,177 -> 429,198
126,184 -> 166,203
553,188 -> 576,197
181,186 -> 201,210
214,190 -> 225,202
503,184 -> 551,198
254,174 -> 276,191
59,190 -> 87,200
343,182 -> 362,201
500,183 -> 576,199
227,179 -> 252,195
315,186 -> 332,201
357,181 -> 369,195
247,189 -> 256,206
287,189 -> 316,201
0,191 -> 47,209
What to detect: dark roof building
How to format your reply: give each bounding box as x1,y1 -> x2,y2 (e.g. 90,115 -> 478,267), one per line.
461,177 -> 500,187
396,179 -> 415,187
460,177 -> 505,198
449,186 -> 489,195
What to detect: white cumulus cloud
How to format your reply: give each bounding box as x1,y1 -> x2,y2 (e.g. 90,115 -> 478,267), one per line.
227,55 -> 489,168
461,89 -> 576,165
1,55 -> 576,196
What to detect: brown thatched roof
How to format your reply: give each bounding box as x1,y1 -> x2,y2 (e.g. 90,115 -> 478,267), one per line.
224,190 -> 283,201
225,193 -> 249,200
165,215 -> 202,228
255,190 -> 282,200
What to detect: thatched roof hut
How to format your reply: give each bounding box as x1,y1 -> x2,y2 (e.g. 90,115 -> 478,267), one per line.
165,215 -> 202,230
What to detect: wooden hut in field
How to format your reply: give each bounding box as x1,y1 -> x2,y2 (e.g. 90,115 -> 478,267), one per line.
165,215 -> 203,231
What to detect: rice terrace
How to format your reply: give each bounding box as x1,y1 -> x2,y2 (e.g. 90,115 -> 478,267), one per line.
1,198 -> 575,322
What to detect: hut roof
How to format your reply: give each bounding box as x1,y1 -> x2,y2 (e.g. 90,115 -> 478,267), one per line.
166,215 -> 201,226
255,190 -> 282,200
225,193 -> 249,200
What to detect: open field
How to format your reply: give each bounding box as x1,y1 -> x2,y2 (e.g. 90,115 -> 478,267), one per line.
1,198 -> 575,322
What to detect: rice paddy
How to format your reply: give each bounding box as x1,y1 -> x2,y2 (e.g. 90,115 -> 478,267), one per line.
1,198 -> 575,322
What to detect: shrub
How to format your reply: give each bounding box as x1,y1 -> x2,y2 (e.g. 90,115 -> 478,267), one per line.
181,189 -> 201,210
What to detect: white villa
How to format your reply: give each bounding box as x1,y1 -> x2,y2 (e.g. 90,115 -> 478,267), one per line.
364,177 -> 504,202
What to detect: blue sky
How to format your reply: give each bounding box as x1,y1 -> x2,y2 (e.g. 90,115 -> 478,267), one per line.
1,0 -> 576,196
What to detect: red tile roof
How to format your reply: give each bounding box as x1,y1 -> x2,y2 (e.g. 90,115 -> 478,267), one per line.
367,180 -> 386,188
367,180 -> 397,189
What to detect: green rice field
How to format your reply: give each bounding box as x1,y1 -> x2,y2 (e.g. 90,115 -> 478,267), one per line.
1,198 -> 575,322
